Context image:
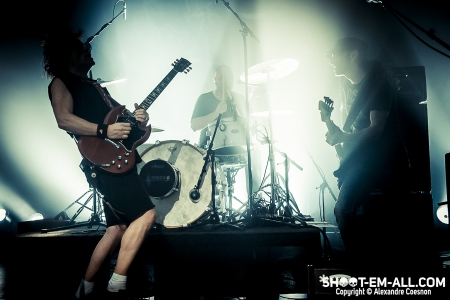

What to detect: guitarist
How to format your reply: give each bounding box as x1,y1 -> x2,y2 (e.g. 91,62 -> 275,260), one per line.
323,37 -> 409,270
43,27 -> 156,298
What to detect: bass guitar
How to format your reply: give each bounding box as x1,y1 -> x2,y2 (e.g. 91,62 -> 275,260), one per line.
78,58 -> 192,174
318,96 -> 350,180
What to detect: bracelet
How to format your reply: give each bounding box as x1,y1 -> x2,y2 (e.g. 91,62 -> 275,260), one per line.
96,124 -> 109,139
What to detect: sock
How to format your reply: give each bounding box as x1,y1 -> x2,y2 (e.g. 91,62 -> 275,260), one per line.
107,273 -> 127,292
75,279 -> 95,298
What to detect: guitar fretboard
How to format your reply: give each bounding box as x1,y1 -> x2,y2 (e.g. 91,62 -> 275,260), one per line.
138,69 -> 178,111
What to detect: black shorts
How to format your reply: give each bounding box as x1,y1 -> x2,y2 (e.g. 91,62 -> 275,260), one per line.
82,161 -> 155,227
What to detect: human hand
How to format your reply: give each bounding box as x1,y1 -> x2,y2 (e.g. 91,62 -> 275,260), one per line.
215,101 -> 227,115
107,122 -> 131,139
134,103 -> 149,124
325,126 -> 346,146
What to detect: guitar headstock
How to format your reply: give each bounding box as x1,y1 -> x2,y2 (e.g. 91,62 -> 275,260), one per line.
172,58 -> 192,74
318,96 -> 334,122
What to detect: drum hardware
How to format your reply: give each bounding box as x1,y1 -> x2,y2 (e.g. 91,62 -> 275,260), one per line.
188,113 -> 241,230
216,0 -> 259,218
41,163 -> 106,233
220,166 -> 247,222
237,58 -> 298,224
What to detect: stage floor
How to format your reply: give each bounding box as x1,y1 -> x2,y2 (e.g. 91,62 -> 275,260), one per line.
0,221 -> 325,299
1,218 -> 448,299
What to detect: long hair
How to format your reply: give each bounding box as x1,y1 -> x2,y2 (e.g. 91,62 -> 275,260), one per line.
41,27 -> 84,78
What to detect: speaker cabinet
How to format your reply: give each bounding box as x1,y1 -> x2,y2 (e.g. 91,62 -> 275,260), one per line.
396,104 -> 431,192
393,66 -> 431,192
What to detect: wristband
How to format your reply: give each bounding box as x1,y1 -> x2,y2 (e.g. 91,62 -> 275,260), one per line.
96,124 -> 109,139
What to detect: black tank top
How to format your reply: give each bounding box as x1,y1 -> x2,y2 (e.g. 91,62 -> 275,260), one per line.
48,73 -> 142,164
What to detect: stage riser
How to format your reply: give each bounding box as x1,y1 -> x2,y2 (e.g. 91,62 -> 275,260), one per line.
2,226 -> 321,299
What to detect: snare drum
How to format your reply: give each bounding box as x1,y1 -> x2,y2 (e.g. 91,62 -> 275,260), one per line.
139,140 -> 224,228
207,117 -> 248,155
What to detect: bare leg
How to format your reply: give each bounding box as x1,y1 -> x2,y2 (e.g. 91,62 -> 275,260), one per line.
84,225 -> 127,281
114,209 -> 155,275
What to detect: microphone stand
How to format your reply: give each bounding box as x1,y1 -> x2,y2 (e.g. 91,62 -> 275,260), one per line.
302,144 -> 337,223
84,1 -> 126,79
373,0 -> 450,58
188,114 -> 240,230
218,0 -> 259,221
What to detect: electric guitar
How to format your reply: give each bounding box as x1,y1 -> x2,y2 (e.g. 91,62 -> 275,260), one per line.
77,58 -> 192,174
318,96 -> 349,179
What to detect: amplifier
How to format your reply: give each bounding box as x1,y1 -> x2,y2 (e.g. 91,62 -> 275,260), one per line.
393,66 -> 426,105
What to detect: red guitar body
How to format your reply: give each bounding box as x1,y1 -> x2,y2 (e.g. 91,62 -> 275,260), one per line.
77,57 -> 192,174
78,105 -> 152,174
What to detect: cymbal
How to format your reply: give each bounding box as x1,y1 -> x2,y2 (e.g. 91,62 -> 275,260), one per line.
251,110 -> 293,117
97,78 -> 127,87
151,126 -> 164,132
240,58 -> 298,85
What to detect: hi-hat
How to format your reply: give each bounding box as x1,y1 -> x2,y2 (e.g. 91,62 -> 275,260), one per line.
240,58 -> 298,85
97,78 -> 127,87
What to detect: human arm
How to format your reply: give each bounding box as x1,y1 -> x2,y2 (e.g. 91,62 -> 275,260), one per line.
326,110 -> 388,146
50,78 -> 131,139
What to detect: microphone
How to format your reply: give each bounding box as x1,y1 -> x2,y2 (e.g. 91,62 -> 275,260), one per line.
123,1 -> 127,20
189,188 -> 201,203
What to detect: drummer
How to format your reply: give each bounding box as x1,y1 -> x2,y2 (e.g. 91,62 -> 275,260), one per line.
190,65 -> 246,149
190,65 -> 262,194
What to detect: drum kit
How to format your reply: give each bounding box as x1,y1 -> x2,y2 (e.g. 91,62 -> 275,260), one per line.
131,58 -> 313,229
98,58 -> 308,229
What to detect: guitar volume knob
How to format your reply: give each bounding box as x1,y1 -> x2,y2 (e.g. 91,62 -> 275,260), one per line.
111,161 -> 115,165
118,156 -> 122,160
117,165 -> 121,169
124,152 -> 130,157
124,160 -> 128,164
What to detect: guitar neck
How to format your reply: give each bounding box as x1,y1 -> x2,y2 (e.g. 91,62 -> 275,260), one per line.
136,69 -> 179,112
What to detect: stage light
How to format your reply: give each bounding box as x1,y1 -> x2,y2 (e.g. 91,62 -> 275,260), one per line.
27,213 -> 44,221
0,208 -> 6,222
436,202 -> 448,224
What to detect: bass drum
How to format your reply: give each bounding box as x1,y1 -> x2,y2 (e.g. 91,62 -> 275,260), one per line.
139,140 -> 213,228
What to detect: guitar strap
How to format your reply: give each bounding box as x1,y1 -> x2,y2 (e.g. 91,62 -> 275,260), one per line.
81,79 -> 116,109
342,62 -> 384,133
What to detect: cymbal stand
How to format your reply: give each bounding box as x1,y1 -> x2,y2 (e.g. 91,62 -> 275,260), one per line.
279,151 -> 304,220
218,0 -> 259,219
41,166 -> 106,233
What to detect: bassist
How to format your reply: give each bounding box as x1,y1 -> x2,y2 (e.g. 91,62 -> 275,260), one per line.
323,37 -> 409,271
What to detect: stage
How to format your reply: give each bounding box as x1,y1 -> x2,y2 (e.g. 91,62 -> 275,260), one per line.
1,221 -> 325,299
